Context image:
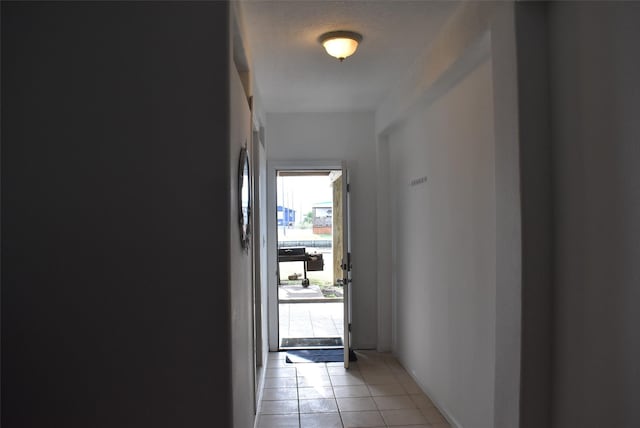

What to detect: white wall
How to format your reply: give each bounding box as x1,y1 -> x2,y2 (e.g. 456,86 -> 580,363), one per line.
387,58 -> 496,428
376,3 -> 522,427
229,65 -> 255,428
549,3 -> 640,427
256,135 -> 269,368
513,4 -> 553,426
265,112 -> 378,348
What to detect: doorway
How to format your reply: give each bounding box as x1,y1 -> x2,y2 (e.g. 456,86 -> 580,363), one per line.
275,169 -> 347,352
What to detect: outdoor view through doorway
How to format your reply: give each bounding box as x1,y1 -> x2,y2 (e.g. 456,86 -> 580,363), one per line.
277,170 -> 345,350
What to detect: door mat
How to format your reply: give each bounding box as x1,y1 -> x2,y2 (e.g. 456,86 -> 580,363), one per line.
285,349 -> 358,363
281,337 -> 343,348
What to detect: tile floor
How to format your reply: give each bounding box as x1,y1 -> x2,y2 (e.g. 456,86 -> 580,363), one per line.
257,350 -> 451,428
279,302 -> 343,340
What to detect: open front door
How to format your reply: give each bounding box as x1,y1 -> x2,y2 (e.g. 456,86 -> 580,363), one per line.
341,165 -> 352,368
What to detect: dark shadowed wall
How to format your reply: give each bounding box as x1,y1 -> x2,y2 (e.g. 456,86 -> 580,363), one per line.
2,2 -> 232,427
514,3 -> 552,428
549,3 -> 640,427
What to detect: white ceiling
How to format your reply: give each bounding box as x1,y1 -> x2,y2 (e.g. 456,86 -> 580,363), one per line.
240,0 -> 458,113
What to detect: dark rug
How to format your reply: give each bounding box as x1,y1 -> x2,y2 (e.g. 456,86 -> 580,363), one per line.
281,337 -> 343,348
285,349 -> 358,363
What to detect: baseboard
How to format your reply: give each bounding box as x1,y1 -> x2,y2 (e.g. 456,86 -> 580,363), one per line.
394,353 -> 463,428
253,359 -> 268,428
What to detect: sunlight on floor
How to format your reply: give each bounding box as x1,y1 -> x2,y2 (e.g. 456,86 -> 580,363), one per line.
257,350 -> 451,428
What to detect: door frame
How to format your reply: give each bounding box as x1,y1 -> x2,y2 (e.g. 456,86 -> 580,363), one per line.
251,126 -> 267,410
340,165 -> 352,368
266,160 -> 346,352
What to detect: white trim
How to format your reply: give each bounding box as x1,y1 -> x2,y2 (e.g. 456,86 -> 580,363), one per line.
375,134 -> 392,352
374,1 -> 497,136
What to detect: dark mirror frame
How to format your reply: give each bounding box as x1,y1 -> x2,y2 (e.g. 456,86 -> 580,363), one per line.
238,145 -> 251,249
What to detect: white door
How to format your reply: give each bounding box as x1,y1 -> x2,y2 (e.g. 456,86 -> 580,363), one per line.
342,165 -> 352,368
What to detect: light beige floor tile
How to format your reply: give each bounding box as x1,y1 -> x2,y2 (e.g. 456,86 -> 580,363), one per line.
297,365 -> 329,376
367,383 -> 406,397
266,367 -> 297,378
300,412 -> 343,428
331,371 -> 363,380
299,398 -> 338,413
391,425 -> 432,428
356,354 -> 386,363
262,387 -> 298,401
399,378 -> 424,394
357,361 -> 389,371
394,373 -> 415,383
260,352 -> 444,428
356,350 -> 385,359
386,361 -> 405,369
359,366 -> 390,376
381,408 -> 428,426
267,352 -> 287,361
410,393 -> 435,409
267,355 -> 291,368
420,406 -> 448,424
333,385 -> 371,398
389,366 -> 409,376
360,366 -> 393,376
297,369 -> 331,378
265,377 -> 298,388
257,413 -> 300,428
362,373 -> 399,385
340,410 -> 385,427
337,397 -> 378,412
270,360 -> 292,368
298,375 -> 332,387
373,394 -> 416,410
260,399 -> 299,415
330,375 -> 365,386
328,366 -> 360,376
298,386 -> 334,399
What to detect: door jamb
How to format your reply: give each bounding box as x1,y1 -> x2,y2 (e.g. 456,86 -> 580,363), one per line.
266,160 -> 344,351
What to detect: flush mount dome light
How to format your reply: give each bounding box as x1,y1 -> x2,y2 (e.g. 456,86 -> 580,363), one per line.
319,31 -> 363,61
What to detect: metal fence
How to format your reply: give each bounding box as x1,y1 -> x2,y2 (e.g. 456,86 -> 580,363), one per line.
278,240 -> 332,249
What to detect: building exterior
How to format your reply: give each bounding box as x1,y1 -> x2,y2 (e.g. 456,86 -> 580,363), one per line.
276,205 -> 296,226
312,202 -> 332,234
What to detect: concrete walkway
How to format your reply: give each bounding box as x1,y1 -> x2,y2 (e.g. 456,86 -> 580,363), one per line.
279,302 -> 343,346
279,285 -> 324,300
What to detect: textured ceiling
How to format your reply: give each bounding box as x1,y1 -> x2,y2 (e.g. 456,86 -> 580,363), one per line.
241,0 -> 457,113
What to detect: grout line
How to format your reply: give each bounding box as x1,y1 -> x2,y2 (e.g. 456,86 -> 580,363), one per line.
326,363 -> 347,428
296,365 -> 301,428
260,351 -> 448,428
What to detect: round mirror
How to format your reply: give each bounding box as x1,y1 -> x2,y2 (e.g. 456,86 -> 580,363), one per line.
238,146 -> 251,249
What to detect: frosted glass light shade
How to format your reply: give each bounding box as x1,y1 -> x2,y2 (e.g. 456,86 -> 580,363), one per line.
319,31 -> 363,61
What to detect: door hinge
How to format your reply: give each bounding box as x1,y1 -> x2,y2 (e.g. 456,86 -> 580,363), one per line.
342,254 -> 352,271
346,183 -> 350,193
348,323 -> 352,332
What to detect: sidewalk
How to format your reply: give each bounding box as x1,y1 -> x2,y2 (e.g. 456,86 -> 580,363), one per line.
279,302 -> 343,343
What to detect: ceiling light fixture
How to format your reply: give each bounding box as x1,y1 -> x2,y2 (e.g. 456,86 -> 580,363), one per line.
318,31 -> 363,62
